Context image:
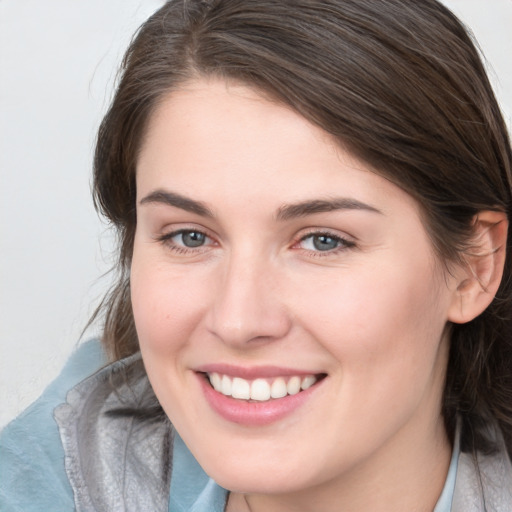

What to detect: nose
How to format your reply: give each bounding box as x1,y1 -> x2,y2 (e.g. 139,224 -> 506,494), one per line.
206,252 -> 292,348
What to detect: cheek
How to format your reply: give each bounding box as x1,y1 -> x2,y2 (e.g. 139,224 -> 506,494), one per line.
292,257 -> 449,378
130,252 -> 209,355
289,262 -> 451,449
129,252 -> 211,420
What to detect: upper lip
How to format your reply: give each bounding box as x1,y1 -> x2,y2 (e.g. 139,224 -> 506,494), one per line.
195,363 -> 324,380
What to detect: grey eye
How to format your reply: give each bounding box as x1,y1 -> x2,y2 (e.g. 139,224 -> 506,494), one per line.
179,231 -> 206,247
299,233 -> 345,252
311,234 -> 340,251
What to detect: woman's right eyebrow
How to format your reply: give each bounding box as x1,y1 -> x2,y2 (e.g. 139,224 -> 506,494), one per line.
139,189 -> 214,218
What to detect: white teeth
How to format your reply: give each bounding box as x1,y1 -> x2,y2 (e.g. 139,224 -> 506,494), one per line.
301,375 -> 316,390
210,373 -> 222,392
231,377 -> 251,399
250,379 -> 271,401
208,373 -> 320,401
270,377 -> 287,399
221,374 -> 232,396
287,376 -> 301,395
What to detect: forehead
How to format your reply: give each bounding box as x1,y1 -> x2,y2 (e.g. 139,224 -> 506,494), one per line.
136,78 -> 420,219
139,78 -> 338,168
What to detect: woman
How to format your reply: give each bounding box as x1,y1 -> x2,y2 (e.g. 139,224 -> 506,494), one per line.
1,0 -> 511,510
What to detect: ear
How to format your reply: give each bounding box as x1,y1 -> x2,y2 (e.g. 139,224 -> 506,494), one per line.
448,210 -> 508,324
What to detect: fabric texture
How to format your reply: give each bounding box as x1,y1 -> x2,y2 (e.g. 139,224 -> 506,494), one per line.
1,339 -> 512,511
0,340 -> 106,512
54,353 -> 174,512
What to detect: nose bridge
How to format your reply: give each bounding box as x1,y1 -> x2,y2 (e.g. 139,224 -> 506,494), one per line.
208,246 -> 290,346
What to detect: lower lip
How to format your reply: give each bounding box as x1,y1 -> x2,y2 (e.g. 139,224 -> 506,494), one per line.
198,374 -> 322,426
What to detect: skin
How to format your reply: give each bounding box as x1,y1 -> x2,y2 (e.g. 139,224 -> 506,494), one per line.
131,78 -> 461,511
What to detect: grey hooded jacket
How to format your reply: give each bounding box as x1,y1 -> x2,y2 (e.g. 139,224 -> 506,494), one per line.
55,349 -> 512,511
1,341 -> 512,511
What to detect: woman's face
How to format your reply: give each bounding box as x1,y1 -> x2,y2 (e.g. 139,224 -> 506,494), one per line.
132,79 -> 458,495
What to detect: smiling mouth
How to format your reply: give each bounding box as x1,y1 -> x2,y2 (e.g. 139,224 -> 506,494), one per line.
204,372 -> 326,402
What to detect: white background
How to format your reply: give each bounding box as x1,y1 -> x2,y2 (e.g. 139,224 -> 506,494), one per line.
1,0 -> 511,427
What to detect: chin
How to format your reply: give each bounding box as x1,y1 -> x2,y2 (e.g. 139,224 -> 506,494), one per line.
209,466 -> 306,495
191,441 -> 327,495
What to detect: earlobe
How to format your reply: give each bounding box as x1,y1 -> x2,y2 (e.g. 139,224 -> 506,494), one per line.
448,210 -> 508,324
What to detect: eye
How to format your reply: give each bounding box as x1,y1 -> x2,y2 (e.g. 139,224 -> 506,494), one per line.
297,232 -> 355,253
157,228 -> 215,252
174,230 -> 207,248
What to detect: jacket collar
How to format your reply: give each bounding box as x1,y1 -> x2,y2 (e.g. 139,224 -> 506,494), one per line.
55,351 -> 512,512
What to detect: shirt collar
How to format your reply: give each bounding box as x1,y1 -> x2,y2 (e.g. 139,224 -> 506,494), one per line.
169,433 -> 228,512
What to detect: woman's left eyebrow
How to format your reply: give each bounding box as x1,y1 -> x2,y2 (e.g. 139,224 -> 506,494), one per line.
276,198 -> 383,221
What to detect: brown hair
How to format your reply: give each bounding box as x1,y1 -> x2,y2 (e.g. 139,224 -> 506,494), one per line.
92,0 -> 512,456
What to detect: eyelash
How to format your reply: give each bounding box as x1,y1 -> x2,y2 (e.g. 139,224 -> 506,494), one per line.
156,228 -> 215,254
294,230 -> 356,257
156,228 -> 356,257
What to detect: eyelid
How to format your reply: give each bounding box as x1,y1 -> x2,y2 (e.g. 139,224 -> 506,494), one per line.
155,224 -> 356,256
156,225 -> 218,253
292,228 -> 356,254
295,227 -> 355,242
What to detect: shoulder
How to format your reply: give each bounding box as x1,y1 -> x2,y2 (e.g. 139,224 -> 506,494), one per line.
0,339 -> 106,512
0,340 -> 227,512
53,349 -> 174,511
452,429 -> 512,511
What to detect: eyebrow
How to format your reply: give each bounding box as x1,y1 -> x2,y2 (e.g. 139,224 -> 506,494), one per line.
276,198 -> 382,221
139,190 -> 214,217
139,189 -> 382,220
